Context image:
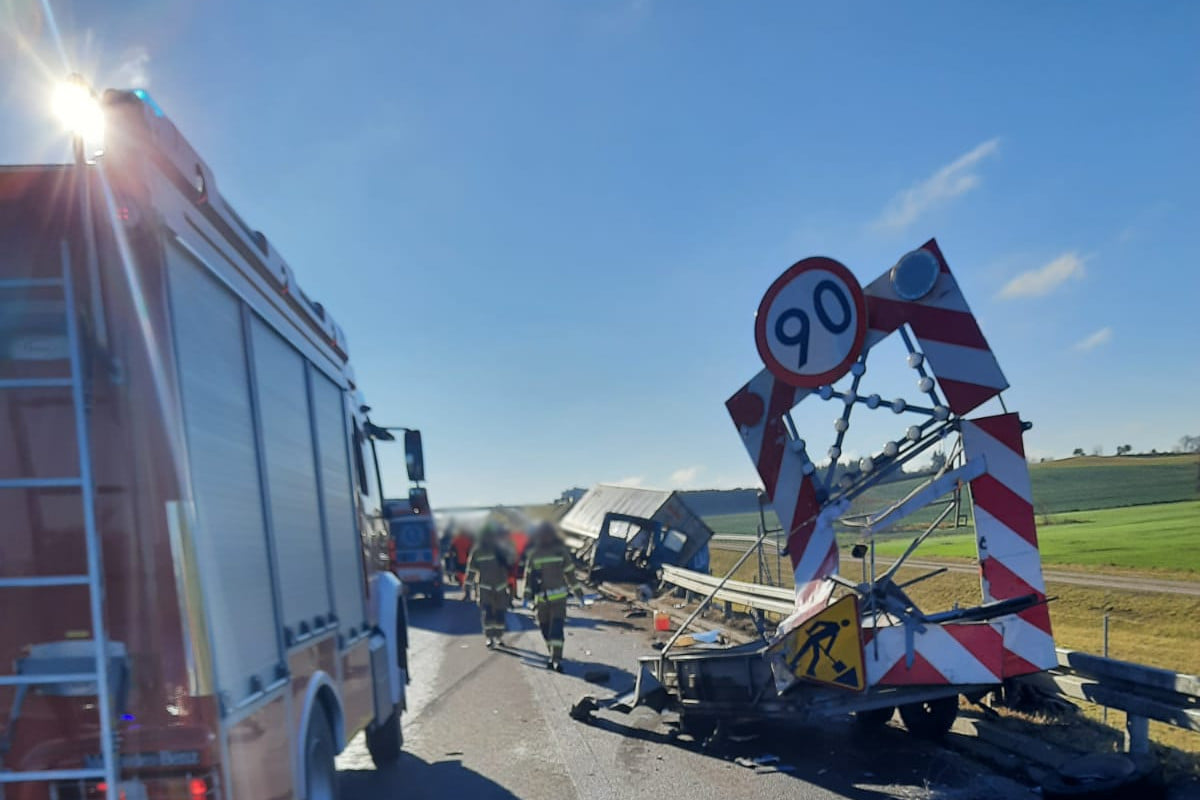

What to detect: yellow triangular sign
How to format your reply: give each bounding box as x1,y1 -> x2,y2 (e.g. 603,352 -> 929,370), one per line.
778,595 -> 865,691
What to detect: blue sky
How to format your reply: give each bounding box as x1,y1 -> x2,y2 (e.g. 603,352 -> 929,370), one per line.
3,2 -> 1198,506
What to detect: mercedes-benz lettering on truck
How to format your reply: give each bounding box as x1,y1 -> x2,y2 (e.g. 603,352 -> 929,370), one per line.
0,88 -> 409,799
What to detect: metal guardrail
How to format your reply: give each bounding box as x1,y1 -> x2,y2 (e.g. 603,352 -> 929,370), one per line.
659,564 -> 794,616
1022,648 -> 1200,753
709,534 -> 781,553
657,565 -> 1199,752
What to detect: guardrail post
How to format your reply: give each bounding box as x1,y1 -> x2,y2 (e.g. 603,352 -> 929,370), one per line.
722,600 -> 732,619
1124,714 -> 1149,754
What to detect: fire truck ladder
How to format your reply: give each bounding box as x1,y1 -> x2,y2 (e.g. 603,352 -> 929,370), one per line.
0,251 -> 121,798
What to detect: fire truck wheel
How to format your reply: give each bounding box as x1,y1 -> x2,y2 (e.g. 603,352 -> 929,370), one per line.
898,696 -> 959,739
366,707 -> 404,767
853,705 -> 895,729
305,711 -> 341,800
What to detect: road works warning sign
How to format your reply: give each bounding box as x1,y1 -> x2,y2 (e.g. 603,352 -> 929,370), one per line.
776,595 -> 865,691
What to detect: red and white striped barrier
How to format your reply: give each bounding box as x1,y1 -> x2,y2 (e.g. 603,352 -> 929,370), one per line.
727,239 -> 1056,686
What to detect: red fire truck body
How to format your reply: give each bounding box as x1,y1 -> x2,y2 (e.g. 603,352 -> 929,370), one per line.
0,89 -> 408,799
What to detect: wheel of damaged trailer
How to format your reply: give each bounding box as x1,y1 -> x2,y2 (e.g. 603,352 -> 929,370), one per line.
897,696 -> 958,739
1039,753 -> 1162,800
853,705 -> 896,729
677,712 -> 718,744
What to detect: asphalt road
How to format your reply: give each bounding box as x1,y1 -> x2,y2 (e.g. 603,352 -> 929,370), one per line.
336,588 -> 1029,799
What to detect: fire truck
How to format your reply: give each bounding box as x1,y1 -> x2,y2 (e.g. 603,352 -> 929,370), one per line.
0,87 -> 411,799
382,487 -> 444,606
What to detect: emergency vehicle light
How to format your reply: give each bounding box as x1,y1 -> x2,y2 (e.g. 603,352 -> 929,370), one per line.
131,89 -> 165,117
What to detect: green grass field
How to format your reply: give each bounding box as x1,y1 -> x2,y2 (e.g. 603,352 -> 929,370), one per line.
705,454 -> 1198,546
874,500 -> 1200,573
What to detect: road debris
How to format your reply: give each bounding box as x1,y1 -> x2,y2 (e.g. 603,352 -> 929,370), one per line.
733,754 -> 792,773
672,631 -> 726,647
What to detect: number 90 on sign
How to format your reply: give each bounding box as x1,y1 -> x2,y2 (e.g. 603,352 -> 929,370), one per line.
754,257 -> 868,388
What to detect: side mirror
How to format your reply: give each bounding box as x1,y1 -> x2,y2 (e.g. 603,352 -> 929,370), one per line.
404,429 -> 425,482
851,543 -> 868,559
409,486 -> 429,515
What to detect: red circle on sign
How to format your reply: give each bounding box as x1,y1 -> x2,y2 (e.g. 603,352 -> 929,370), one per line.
754,256 -> 868,388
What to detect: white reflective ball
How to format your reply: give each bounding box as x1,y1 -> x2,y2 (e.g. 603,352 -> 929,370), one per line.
891,398 -> 907,413
866,394 -> 881,409
933,405 -> 950,421
843,390 -> 857,405
834,418 -> 848,433
906,425 -> 922,441
818,385 -> 834,400
883,441 -> 899,457
918,376 -> 934,393
828,446 -> 841,460
802,462 -> 816,476
907,352 -> 924,369
850,362 -> 866,377
859,457 -> 875,473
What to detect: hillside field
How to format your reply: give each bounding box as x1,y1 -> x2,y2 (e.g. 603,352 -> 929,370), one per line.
704,454 -> 1199,559
874,500 -> 1200,573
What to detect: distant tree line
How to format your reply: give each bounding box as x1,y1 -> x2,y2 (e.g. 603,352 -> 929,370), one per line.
1067,436 -> 1199,458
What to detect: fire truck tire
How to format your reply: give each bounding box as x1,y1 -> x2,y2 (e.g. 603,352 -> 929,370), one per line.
898,696 -> 958,739
854,705 -> 895,729
366,707 -> 404,767
304,711 -> 341,800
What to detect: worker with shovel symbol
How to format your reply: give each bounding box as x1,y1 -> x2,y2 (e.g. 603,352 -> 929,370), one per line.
790,617 -> 851,678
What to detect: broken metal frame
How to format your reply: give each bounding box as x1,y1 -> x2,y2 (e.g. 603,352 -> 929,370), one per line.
657,419 -> 966,678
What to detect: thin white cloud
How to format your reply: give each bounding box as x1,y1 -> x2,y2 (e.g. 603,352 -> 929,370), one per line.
998,251 -> 1086,300
873,138 -> 1001,231
1073,327 -> 1112,352
613,475 -> 645,487
669,465 -> 702,488
113,46 -> 150,87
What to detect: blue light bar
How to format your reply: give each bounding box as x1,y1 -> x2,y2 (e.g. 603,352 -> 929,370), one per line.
131,89 -> 164,118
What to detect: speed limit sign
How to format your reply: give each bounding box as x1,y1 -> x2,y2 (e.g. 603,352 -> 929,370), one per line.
754,257 -> 867,388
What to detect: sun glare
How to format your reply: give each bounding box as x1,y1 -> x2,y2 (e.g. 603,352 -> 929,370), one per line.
51,77 -> 104,144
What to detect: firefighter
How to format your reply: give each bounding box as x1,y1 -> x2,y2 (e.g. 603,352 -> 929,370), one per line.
522,521 -> 582,671
450,527 -> 474,601
468,523 -> 511,647
506,527 -> 529,601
